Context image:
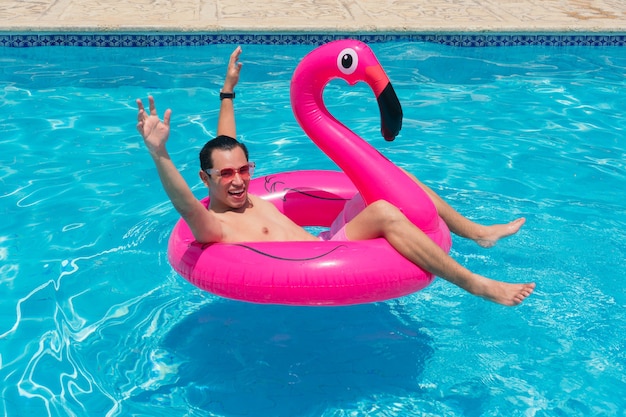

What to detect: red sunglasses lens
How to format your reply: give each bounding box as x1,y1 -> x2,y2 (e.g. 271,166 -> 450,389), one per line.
220,168 -> 236,178
219,164 -> 251,179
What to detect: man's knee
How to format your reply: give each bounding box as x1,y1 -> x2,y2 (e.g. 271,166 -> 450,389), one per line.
366,200 -> 405,223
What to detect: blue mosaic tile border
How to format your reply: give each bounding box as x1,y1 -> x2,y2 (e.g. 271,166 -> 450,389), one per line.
0,32 -> 624,47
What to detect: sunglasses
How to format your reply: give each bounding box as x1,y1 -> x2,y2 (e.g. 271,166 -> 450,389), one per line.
206,162 -> 255,181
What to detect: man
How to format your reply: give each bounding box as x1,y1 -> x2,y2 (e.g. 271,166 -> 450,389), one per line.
137,46 -> 535,306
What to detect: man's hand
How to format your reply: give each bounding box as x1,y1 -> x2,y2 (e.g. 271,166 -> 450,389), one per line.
136,96 -> 172,156
223,46 -> 243,92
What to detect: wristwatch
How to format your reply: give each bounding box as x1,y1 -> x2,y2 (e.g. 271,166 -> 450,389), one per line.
220,91 -> 235,100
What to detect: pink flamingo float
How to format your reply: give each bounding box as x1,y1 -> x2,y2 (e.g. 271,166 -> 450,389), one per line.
168,39 -> 451,305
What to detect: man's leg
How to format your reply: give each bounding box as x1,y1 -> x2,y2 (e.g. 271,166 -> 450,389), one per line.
344,200 -> 535,306
401,169 -> 525,247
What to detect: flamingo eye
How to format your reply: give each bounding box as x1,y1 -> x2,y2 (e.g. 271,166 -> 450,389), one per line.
337,48 -> 358,75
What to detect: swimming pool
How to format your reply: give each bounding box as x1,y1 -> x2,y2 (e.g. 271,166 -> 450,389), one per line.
1,40 -> 624,416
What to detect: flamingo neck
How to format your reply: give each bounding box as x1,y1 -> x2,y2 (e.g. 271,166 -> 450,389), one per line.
290,58 -> 440,233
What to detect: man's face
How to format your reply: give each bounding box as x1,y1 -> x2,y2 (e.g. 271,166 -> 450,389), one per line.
200,147 -> 251,212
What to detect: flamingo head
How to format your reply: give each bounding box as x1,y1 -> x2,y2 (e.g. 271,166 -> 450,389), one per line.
291,39 -> 403,141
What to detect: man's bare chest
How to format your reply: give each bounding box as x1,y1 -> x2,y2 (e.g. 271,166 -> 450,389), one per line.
215,206 -> 293,242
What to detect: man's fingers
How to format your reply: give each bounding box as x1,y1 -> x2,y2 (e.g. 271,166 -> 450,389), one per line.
136,97 -> 169,132
231,46 -> 242,59
163,109 -> 172,126
230,46 -> 242,67
136,99 -> 145,119
148,95 -> 157,115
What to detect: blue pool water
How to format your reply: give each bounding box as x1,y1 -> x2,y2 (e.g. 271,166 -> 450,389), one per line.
1,42 -> 625,416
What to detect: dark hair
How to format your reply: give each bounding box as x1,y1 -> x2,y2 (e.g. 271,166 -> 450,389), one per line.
199,135 -> 249,171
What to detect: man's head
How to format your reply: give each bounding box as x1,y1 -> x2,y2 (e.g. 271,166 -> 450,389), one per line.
199,135 -> 249,171
199,135 -> 253,211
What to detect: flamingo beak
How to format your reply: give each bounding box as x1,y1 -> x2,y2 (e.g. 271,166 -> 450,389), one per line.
366,64 -> 403,141
377,82 -> 403,141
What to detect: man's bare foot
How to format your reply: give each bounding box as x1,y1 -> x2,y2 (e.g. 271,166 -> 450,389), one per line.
474,217 -> 526,248
469,274 -> 536,306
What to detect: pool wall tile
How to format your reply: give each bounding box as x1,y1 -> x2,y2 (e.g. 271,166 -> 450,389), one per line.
0,32 -> 624,47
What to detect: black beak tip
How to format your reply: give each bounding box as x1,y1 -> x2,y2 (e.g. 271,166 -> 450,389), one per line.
378,83 -> 402,143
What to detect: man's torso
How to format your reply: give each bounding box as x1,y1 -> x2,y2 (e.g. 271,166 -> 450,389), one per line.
211,194 -> 318,243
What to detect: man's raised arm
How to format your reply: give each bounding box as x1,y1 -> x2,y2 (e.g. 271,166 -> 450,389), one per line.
217,46 -> 242,138
136,96 -> 223,243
